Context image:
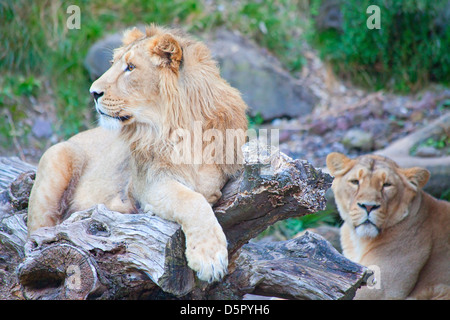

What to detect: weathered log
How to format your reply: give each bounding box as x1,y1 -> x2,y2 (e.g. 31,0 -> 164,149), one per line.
19,205 -> 190,299
0,147 -> 371,300
0,157 -> 36,300
204,232 -> 371,300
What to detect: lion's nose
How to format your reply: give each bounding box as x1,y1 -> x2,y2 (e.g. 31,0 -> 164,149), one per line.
358,203 -> 380,213
91,90 -> 104,102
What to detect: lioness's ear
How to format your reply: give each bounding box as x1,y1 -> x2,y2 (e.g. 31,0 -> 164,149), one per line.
400,167 -> 430,190
150,34 -> 183,72
122,27 -> 145,46
326,152 -> 353,176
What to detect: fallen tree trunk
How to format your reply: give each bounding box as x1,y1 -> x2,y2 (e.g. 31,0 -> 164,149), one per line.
0,147 -> 371,300
202,232 -> 370,300
375,112 -> 450,196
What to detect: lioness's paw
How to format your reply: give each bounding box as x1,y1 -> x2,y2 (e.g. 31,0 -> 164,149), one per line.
185,225 -> 228,283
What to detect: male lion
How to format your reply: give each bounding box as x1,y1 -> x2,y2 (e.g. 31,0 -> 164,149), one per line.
28,25 -> 248,282
326,152 -> 450,299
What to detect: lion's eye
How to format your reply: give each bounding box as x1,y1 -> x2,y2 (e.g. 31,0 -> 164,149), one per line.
350,179 -> 359,186
383,182 -> 392,188
125,63 -> 135,72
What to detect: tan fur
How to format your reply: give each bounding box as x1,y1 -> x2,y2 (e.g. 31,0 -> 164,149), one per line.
327,152 -> 450,300
28,25 -> 248,282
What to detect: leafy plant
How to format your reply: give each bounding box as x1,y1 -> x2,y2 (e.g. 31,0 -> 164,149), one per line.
247,112 -> 265,128
441,189 -> 450,201
259,208 -> 340,240
308,0 -> 450,92
410,134 -> 450,156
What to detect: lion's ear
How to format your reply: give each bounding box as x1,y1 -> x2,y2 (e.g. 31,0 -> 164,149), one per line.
150,34 -> 183,72
326,152 -> 353,176
400,167 -> 430,190
122,27 -> 145,46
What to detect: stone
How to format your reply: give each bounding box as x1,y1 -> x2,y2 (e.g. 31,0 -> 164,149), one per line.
414,145 -> 443,158
85,33 -> 122,80
341,129 -> 374,152
205,29 -> 317,119
314,0 -> 343,31
31,118 -> 53,139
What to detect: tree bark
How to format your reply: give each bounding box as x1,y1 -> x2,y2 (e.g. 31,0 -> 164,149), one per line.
0,147 -> 371,300
203,232 -> 371,300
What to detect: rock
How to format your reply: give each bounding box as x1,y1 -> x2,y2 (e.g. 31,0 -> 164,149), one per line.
309,119 -> 330,135
31,118 -> 53,139
341,129 -> 374,152
414,145 -> 443,158
85,33 -> 122,80
314,0 -> 343,31
205,29 -> 317,119
414,92 -> 437,111
295,225 -> 342,253
336,117 -> 351,131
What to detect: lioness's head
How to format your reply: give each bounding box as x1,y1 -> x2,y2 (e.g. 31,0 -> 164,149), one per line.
326,152 -> 430,238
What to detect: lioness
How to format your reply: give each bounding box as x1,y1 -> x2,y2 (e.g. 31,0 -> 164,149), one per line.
326,152 -> 450,299
28,25 -> 248,282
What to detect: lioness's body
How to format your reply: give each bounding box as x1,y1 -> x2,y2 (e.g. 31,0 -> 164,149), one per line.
327,152 -> 450,299
28,25 -> 248,282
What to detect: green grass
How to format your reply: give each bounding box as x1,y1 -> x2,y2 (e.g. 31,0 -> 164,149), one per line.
308,0 -> 450,92
441,189 -> 450,201
0,75 -> 41,149
219,0 -> 307,73
259,208 -> 341,240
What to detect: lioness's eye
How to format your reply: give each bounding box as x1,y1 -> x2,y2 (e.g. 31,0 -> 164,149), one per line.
350,179 -> 359,185
383,182 -> 392,188
125,63 -> 135,72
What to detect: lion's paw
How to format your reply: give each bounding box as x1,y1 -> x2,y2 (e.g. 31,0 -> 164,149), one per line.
185,224 -> 228,283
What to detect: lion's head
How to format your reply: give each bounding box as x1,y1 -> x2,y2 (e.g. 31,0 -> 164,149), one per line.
89,26 -> 185,130
89,25 -> 248,174
326,152 -> 430,238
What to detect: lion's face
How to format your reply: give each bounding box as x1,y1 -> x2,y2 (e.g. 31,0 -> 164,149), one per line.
326,153 -> 430,239
89,27 -> 183,130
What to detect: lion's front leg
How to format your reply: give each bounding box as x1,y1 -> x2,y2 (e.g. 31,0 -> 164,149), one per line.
28,141 -> 85,234
142,179 -> 228,283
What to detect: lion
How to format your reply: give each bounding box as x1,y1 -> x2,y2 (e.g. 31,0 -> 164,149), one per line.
326,152 -> 450,300
27,25 -> 248,283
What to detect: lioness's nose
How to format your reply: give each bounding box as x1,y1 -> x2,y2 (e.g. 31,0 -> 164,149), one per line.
91,90 -> 104,102
358,203 -> 380,213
